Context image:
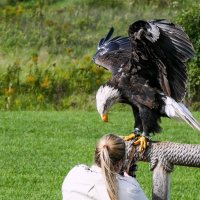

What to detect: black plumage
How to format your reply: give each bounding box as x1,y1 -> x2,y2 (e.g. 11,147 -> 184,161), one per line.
94,19 -> 200,138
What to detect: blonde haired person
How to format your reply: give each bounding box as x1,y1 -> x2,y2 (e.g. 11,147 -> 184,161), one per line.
62,134 -> 148,200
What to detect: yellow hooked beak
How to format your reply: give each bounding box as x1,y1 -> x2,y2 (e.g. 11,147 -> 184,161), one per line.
101,114 -> 108,122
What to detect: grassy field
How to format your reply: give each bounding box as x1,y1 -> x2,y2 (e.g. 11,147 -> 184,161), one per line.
0,110 -> 200,200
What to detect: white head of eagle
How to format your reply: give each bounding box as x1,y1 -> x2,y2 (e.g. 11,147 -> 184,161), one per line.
96,85 -> 120,121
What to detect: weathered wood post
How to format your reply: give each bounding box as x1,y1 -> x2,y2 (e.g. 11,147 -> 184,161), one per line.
152,161 -> 170,200
125,140 -> 200,200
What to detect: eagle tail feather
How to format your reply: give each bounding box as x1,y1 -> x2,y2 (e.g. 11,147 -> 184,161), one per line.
164,96 -> 200,131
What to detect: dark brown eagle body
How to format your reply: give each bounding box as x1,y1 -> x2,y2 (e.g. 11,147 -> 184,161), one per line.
94,19 -> 200,137
107,70 -> 165,134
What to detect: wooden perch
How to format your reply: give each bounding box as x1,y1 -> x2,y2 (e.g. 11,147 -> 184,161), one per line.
125,140 -> 200,200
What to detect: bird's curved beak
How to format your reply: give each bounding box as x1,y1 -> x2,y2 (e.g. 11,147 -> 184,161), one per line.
101,114 -> 108,122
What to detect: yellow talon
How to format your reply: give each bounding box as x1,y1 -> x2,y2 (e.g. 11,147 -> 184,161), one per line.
133,136 -> 148,152
123,133 -> 136,141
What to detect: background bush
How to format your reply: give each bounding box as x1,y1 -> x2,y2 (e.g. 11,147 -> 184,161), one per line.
0,0 -> 199,110
176,3 -> 200,104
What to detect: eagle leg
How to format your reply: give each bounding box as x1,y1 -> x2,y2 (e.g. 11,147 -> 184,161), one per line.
123,128 -> 141,141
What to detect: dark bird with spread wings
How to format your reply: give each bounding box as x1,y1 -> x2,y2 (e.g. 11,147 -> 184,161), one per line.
93,19 -> 200,151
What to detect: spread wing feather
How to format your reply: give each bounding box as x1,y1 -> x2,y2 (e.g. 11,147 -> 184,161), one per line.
98,27 -> 114,49
93,28 -> 132,75
128,19 -> 195,102
93,20 -> 194,101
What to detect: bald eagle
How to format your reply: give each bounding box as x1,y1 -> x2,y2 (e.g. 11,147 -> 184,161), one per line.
93,19 -> 200,151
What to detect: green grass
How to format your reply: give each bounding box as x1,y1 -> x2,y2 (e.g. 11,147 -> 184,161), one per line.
0,111 -> 200,199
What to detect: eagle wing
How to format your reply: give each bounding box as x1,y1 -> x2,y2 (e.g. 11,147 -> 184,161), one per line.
93,28 -> 132,75
128,19 -> 195,102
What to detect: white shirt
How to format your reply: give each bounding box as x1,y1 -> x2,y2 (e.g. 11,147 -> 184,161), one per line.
62,164 -> 148,200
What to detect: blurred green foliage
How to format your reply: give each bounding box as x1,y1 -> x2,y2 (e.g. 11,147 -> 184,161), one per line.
0,54 -> 108,110
176,2 -> 200,106
0,0 -> 199,110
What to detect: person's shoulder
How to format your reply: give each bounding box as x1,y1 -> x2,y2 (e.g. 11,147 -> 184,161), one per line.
68,164 -> 90,175
63,164 -> 91,185
68,164 -> 102,177
63,164 -> 103,189
71,164 -> 90,171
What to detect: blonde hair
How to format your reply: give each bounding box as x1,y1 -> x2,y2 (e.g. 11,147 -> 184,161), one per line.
94,134 -> 126,200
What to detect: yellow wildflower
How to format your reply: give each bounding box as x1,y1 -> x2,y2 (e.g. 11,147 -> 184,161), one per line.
40,77 -> 50,89
26,75 -> 35,85
4,87 -> 15,96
